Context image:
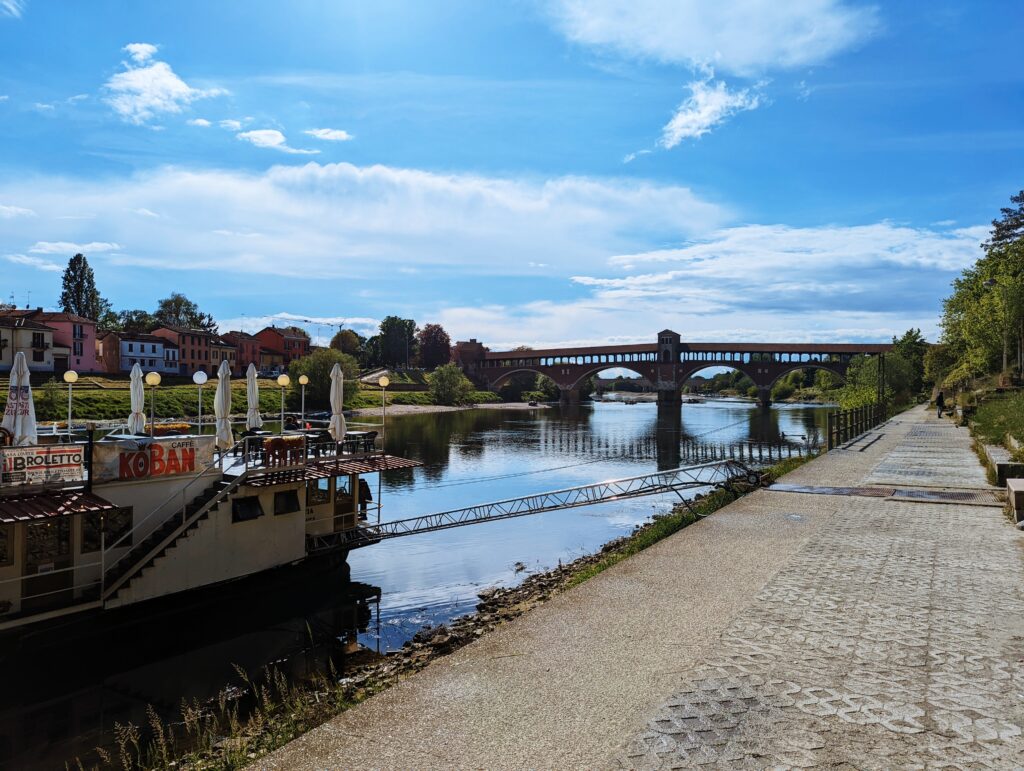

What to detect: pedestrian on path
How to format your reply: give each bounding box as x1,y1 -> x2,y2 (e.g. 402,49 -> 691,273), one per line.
935,390 -> 945,418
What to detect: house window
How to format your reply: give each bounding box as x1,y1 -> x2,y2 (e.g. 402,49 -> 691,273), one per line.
73,324 -> 84,339
0,524 -> 11,566
151,345 -> 157,353
31,333 -> 44,348
232,496 -> 264,523
274,489 -> 301,515
82,507 -> 133,553
128,343 -> 134,352
73,341 -> 83,356
32,349 -> 44,362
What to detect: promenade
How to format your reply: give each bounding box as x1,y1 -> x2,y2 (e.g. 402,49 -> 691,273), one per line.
259,405 -> 1024,769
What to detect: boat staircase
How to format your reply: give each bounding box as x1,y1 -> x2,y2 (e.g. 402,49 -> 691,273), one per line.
101,472 -> 249,603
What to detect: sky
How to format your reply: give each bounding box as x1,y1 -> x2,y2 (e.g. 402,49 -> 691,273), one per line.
0,0 -> 1021,349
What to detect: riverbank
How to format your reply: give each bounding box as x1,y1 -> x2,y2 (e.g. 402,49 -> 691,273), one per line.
350,400 -> 550,417
258,405 -> 1023,769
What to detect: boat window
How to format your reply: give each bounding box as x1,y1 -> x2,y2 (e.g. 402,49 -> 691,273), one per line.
231,496 -> 265,523
0,524 -> 11,566
335,476 -> 352,500
307,478 -> 330,506
81,507 -> 134,553
274,489 -> 301,516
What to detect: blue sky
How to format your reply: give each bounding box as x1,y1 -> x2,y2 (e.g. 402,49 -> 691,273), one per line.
1,0 -> 1021,347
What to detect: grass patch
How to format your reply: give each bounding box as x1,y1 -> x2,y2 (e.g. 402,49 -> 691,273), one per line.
972,391 -> 1024,456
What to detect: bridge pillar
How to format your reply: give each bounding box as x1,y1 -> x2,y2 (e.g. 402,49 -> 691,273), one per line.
757,386 -> 772,409
559,387 -> 581,406
656,388 -> 681,408
656,397 -> 682,470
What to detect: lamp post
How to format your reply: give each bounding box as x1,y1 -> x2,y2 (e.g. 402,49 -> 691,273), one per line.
377,375 -> 390,451
299,374 -> 309,427
277,373 -> 290,434
145,371 -> 162,437
193,370 -> 208,435
62,370 -> 78,440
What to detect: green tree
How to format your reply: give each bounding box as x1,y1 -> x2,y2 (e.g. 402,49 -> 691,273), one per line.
154,293 -> 218,331
429,363 -> 473,405
287,348 -> 360,409
534,374 -> 560,401
117,309 -> 158,333
986,189 -> 1024,249
838,353 -> 914,409
416,323 -> 452,369
330,328 -> 364,357
58,253 -> 110,320
377,316 -> 417,368
891,328 -> 929,393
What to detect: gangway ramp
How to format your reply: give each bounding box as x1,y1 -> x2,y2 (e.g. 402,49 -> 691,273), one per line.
351,459 -> 757,547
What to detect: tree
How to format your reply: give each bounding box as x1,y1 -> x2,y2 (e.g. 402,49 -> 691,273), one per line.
838,353 -> 914,409
117,309 -> 159,333
891,328 -> 929,393
59,253 -> 110,320
417,323 -> 451,369
287,348 -> 360,410
429,363 -> 473,405
154,293 -> 218,332
377,316 -> 417,368
330,328 -> 363,357
986,189 -> 1024,250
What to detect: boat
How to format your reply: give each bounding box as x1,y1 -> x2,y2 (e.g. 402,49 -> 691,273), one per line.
0,424 -> 420,637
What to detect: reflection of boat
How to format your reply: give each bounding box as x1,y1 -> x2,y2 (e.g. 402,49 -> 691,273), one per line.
0,562 -> 380,769
0,425 -> 419,638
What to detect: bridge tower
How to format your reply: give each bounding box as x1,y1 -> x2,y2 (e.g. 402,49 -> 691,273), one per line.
655,329 -> 682,409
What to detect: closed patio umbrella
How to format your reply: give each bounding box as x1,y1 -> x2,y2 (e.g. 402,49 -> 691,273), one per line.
127,362 -> 146,434
215,359 -> 233,449
1,352 -> 37,446
245,363 -> 263,430
328,362 -> 347,440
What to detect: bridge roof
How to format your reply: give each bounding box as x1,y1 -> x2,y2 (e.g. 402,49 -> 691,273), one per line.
486,341 -> 892,358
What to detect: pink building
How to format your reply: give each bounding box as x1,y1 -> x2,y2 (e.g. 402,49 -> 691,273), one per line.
0,308 -> 99,374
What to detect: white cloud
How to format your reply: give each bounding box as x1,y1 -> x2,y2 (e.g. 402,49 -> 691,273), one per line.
0,204 -> 35,219
660,72 -> 762,147
305,128 -> 354,142
133,208 -> 160,217
187,117 -> 211,127
215,312 -> 379,340
5,254 -> 61,272
236,129 -> 319,155
0,0 -> 24,19
32,102 -> 54,112
123,42 -> 158,63
547,0 -> 879,76
0,95 -> 8,102
29,241 -> 122,254
67,93 -> 88,104
623,149 -> 651,163
103,43 -> 225,125
219,119 -> 242,130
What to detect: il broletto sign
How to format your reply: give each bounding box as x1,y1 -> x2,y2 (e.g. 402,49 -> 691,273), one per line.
0,445 -> 85,487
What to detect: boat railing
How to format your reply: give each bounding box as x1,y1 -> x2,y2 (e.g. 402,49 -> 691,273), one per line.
0,560 -> 104,622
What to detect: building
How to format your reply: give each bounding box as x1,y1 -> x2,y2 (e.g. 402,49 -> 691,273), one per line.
0,316 -> 57,373
152,326 -> 223,376
210,336 -> 237,374
254,326 -> 310,369
96,331 -> 180,375
222,330 -> 262,375
0,309 -> 98,374
259,349 -> 285,374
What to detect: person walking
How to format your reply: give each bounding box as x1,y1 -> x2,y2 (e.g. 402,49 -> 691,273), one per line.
935,391 -> 945,418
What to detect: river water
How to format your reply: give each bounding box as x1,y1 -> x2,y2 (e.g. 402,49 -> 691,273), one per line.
0,398 -> 829,769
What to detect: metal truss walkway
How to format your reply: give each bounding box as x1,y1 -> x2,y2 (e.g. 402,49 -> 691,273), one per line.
351,459 -> 757,546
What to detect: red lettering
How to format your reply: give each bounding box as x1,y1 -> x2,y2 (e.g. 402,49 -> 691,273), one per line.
166,449 -> 181,475
150,443 -> 165,476
119,452 -> 134,479
179,447 -> 195,473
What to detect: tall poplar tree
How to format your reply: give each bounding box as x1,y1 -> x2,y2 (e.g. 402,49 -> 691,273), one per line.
59,253 -> 111,320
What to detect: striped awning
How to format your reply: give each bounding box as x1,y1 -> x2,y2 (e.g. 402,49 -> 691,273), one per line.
245,454 -> 422,488
0,489 -> 116,523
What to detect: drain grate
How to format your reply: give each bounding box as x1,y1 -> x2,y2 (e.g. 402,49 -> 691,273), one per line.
768,483 -> 1000,506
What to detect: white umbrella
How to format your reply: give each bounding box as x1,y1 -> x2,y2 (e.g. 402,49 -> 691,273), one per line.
1,352 -> 37,446
127,362 -> 146,434
328,363 -> 347,440
245,363 -> 263,430
215,360 -> 234,449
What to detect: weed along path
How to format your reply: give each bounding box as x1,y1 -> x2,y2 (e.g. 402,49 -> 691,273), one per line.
257,405 -> 1024,769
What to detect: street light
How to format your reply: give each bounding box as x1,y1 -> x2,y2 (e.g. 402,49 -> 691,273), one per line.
277,373 -> 290,433
62,370 -> 78,440
192,370 -> 208,435
378,375 -> 390,451
299,374 -> 309,427
145,371 -> 162,437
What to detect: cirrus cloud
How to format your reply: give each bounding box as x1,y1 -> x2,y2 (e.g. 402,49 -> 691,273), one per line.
305,128 -> 354,142
237,129 -> 319,154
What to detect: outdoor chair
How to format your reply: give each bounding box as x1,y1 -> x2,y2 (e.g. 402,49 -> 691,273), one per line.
361,431 -> 379,454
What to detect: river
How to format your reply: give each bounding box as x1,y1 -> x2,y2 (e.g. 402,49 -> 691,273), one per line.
0,398 -> 830,769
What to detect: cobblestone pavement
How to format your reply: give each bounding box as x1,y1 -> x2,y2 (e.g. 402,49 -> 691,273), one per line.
618,410 -> 1024,769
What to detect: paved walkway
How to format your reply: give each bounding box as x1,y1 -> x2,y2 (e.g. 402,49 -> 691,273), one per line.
259,406 -> 1024,770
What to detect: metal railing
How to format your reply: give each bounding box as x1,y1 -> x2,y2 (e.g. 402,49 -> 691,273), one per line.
826,403 -> 887,450
0,561 -> 103,622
